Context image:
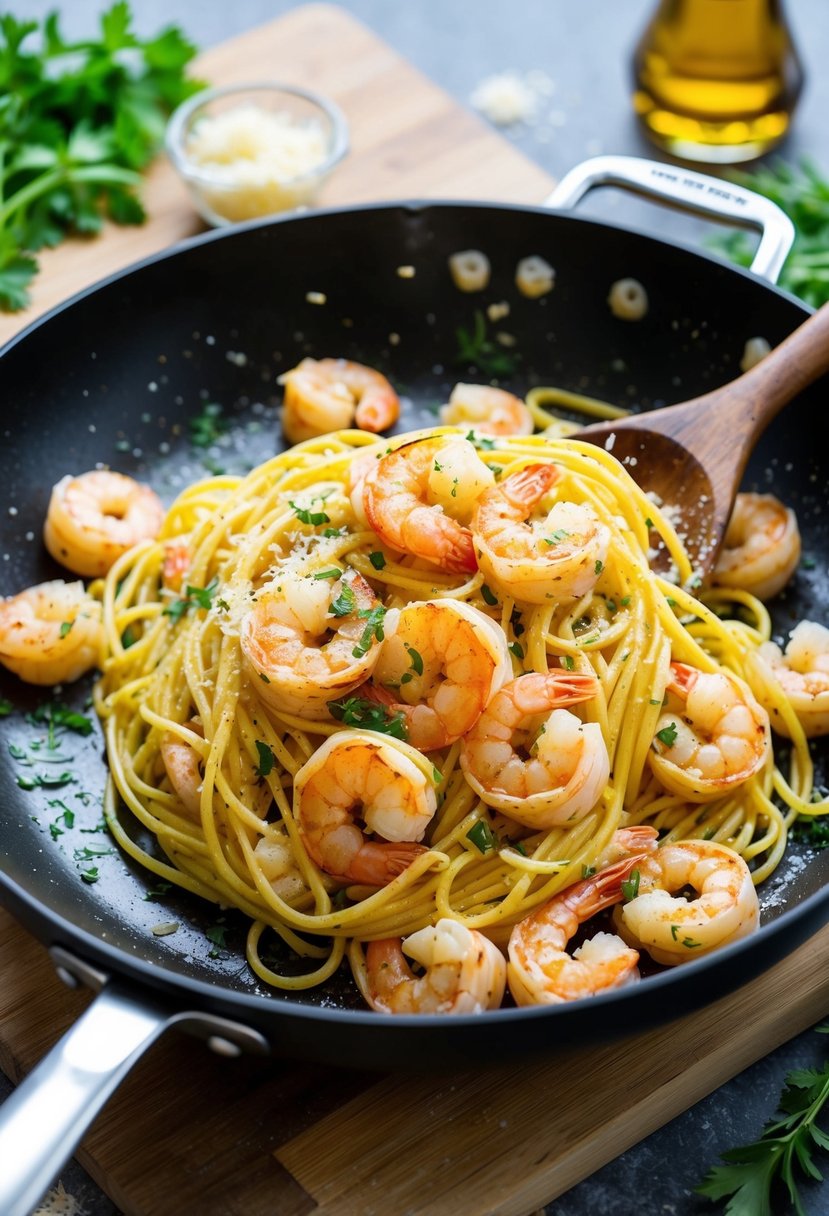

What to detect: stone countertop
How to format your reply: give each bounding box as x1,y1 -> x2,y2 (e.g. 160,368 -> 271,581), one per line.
5,2 -> 829,1214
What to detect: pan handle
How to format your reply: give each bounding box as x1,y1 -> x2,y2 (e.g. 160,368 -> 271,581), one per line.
544,154 -> 795,285
0,983 -> 172,1216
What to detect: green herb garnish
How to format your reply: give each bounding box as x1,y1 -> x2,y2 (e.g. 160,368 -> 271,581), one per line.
480,584 -> 498,606
561,655 -> 575,671
352,605 -> 386,658
369,551 -> 386,570
0,696 -> 13,716
163,577 -> 219,621
455,311 -> 518,377
656,722 -> 678,748
255,740 -> 275,778
313,567 -> 342,580
327,695 -> 407,740
509,642 -> 524,660
466,819 -> 498,854
329,583 -> 357,617
621,869 -> 641,902
465,430 -> 496,451
0,5 -> 202,312
289,500 -> 330,526
26,701 -> 93,736
697,1021 -> 829,1214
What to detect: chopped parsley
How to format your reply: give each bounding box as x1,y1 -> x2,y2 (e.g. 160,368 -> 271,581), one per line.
327,696 -> 407,740
313,567 -> 342,580
561,655 -> 575,671
143,881 -> 173,902
289,500 -> 330,526
621,869 -> 641,901
79,867 -> 100,884
655,722 -> 679,748
189,402 -> 227,448
400,645 -> 424,686
163,577 -> 219,621
369,551 -> 387,571
594,559 -> 604,575
206,922 -> 229,957
0,697 -> 13,717
582,864 -> 596,878
255,740 -> 276,778
465,429 -> 496,451
480,583 -> 498,606
509,642 -> 524,660
26,701 -> 93,737
544,529 -> 571,545
466,819 -> 498,854
329,584 -> 357,617
455,311 -> 518,377
59,620 -> 74,639
352,605 -> 386,658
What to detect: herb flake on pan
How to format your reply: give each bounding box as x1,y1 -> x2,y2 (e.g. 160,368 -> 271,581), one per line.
327,696 -> 407,740
454,311 -> 518,378
0,696 -> 13,716
26,701 -> 93,736
189,402 -> 226,447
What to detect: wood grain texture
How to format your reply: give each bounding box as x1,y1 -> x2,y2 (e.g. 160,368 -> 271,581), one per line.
0,2 -> 554,350
3,907 -> 829,1216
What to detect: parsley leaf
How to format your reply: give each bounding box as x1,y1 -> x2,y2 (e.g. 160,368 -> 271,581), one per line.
697,1027 -> 829,1215
0,696 -> 14,717
329,584 -> 357,618
289,500 -> 330,526
656,722 -> 678,748
455,311 -> 518,377
0,5 -> 202,312
466,820 -> 498,854
352,605 -> 386,658
327,695 -> 408,740
255,740 -> 275,778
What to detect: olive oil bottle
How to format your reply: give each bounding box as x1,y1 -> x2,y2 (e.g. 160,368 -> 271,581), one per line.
633,0 -> 803,162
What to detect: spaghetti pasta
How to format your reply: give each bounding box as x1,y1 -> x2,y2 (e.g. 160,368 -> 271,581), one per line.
87,423 -> 826,1004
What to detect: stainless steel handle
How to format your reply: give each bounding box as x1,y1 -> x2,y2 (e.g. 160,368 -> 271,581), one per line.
544,154 -> 795,285
0,984 -> 171,1216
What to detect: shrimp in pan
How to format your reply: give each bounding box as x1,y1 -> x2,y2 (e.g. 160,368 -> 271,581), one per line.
279,358 -> 400,445
616,839 -> 759,965
649,661 -> 770,801
440,383 -> 533,437
44,470 -> 164,578
241,568 -> 383,719
367,599 -> 512,749
754,619 -> 829,738
294,730 -> 436,885
711,492 -> 800,601
0,579 -> 103,685
507,856 -> 644,1006
363,435 -> 494,573
160,723 -> 204,817
471,464 -> 610,604
365,918 -> 506,1014
460,671 -> 609,830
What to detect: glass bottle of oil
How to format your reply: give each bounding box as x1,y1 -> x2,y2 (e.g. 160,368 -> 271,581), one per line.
632,0 -> 804,163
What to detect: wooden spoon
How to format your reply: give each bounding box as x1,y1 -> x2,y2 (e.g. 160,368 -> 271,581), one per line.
579,301 -> 829,575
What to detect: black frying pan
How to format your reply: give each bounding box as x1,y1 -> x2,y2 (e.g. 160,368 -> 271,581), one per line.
0,156 -> 827,1214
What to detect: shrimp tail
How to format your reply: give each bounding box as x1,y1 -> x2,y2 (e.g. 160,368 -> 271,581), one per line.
563,854 -> 646,920
500,463 -> 559,513
512,670 -> 600,714
354,396 -> 397,433
406,507 -> 477,573
342,841 -> 428,887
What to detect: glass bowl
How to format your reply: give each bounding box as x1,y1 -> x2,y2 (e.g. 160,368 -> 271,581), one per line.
166,82 -> 349,227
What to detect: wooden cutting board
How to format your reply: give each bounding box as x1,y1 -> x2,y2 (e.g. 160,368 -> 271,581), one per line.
3,910 -> 829,1216
2,6 -> 828,1214
0,2 -> 554,349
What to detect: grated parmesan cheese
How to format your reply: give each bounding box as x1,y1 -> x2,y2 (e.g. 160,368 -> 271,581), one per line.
471,72 -> 539,126
184,105 -> 330,222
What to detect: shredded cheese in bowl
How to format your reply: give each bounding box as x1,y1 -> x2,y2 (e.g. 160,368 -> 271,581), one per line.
166,83 -> 349,226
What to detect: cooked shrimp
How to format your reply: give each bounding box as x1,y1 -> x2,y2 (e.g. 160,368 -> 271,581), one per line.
161,541 -> 191,592
365,918 -> 506,1014
711,492 -> 801,601
471,464 -> 610,604
364,435 -> 494,573
279,358 -> 400,444
460,671 -> 609,829
617,839 -> 759,965
294,730 -> 436,884
160,724 -> 203,816
241,568 -> 383,719
440,383 -> 533,437
649,661 -> 770,801
507,857 -> 643,1006
596,824 -> 659,868
0,580 -> 103,685
43,470 -> 164,578
368,599 -> 512,749
755,620 -> 829,737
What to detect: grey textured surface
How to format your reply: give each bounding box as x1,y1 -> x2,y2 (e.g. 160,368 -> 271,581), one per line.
4,2 -> 829,1214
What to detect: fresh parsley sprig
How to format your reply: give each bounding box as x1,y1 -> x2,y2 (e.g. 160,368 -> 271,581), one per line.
698,1024 -> 829,1215
709,159 -> 829,308
454,310 -> 518,378
0,4 -> 202,311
